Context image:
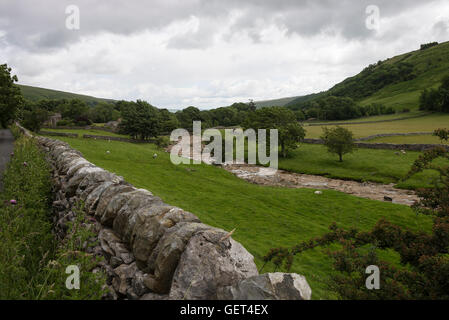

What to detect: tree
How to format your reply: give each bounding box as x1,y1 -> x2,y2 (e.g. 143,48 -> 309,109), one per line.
419,75 -> 449,112
434,128 -> 449,142
245,106 -> 306,158
119,100 -> 161,140
58,99 -> 89,121
321,126 -> 355,162
22,108 -> 49,132
159,109 -> 180,134
175,106 -> 203,131
87,102 -> 120,123
0,64 -> 23,127
248,99 -> 257,112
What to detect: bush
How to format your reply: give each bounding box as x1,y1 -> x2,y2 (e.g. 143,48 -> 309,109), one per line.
420,42 -> 439,50
56,119 -> 74,127
21,108 -> 48,132
155,136 -> 170,149
74,116 -> 92,126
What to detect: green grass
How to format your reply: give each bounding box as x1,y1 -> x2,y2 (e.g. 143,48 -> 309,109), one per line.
0,129 -> 107,299
366,134 -> 449,145
278,144 -> 440,189
0,132 -> 54,299
50,135 -> 434,299
304,110 -> 428,124
359,41 -> 449,111
304,113 -> 449,139
254,96 -> 301,108
40,128 -> 129,138
18,84 -> 114,105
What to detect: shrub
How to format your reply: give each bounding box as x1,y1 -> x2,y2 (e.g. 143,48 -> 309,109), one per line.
56,119 -> 73,127
155,136 -> 170,149
420,42 -> 439,50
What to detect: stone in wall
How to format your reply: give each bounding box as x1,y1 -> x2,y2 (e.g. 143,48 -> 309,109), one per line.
217,273 -> 312,300
168,228 -> 259,300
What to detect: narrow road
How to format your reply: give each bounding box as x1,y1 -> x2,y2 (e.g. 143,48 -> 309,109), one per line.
0,129 -> 14,191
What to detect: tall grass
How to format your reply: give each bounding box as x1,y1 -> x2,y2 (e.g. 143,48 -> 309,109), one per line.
0,129 -> 106,299
0,131 -> 54,299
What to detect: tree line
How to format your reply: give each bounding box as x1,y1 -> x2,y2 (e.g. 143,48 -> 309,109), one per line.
289,95 -> 395,121
419,75 -> 449,113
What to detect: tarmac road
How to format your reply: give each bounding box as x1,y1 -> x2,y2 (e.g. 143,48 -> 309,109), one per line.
0,129 -> 14,191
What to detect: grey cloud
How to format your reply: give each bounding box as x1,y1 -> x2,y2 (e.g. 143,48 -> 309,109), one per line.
433,20 -> 449,36
0,0 -> 439,51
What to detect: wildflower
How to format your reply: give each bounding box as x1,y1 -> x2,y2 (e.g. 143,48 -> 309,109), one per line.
10,199 -> 17,205
23,161 -> 28,167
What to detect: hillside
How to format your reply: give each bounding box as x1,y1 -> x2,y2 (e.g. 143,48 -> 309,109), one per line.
18,84 -> 115,106
253,96 -> 300,108
286,41 -> 449,111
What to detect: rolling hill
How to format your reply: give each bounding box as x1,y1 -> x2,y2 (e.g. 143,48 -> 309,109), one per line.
18,84 -> 115,106
253,96 -> 300,108
285,41 -> 449,111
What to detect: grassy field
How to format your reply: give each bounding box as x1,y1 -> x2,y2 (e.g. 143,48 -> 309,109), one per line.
365,134 -> 449,145
46,135 -> 433,299
278,144 -> 440,189
41,128 -> 129,138
304,110 -> 428,124
304,113 -> 449,139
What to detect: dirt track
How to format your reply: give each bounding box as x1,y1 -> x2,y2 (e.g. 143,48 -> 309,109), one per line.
0,129 -> 14,190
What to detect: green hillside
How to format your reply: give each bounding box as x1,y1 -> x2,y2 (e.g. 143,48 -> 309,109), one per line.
287,41 -> 449,111
254,96 -> 300,108
18,84 -> 115,106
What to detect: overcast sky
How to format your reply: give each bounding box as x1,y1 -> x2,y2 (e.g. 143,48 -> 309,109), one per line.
1,0 -> 449,109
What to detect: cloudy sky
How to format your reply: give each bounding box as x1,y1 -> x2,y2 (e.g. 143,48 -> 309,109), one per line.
1,0 -> 449,109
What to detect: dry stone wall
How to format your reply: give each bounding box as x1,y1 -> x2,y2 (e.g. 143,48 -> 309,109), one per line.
17,124 -> 312,300
303,137 -> 449,152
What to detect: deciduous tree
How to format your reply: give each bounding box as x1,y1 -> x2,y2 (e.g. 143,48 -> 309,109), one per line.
321,126 -> 355,162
